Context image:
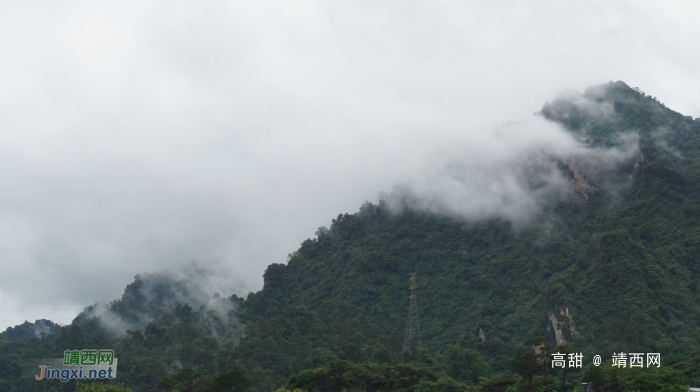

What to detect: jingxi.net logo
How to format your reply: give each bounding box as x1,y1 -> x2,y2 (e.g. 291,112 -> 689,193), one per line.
26,349 -> 118,382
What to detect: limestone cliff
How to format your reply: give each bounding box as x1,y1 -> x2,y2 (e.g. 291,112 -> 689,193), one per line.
548,305 -> 578,346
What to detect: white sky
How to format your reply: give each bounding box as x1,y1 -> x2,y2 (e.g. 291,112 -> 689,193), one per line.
1,0 -> 699,331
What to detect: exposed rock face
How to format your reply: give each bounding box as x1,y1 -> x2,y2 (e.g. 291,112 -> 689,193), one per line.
562,161 -> 597,199
478,328 -> 486,342
548,305 -> 578,346
550,159 -> 598,199
533,342 -> 545,356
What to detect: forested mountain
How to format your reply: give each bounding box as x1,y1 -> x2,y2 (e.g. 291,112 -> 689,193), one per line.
252,81 -> 700,357
3,81 -> 700,391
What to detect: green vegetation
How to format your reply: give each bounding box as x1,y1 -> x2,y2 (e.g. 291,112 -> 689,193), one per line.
581,359 -> 688,392
2,81 -> 700,391
76,383 -> 133,392
285,360 -> 470,392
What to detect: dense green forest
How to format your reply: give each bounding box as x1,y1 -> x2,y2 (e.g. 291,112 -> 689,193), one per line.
2,81 -> 700,391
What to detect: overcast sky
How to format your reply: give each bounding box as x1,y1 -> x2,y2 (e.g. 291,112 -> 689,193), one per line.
1,0 -> 699,331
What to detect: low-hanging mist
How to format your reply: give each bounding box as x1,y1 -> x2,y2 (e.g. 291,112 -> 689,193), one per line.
386,112 -> 640,225
79,266 -> 242,340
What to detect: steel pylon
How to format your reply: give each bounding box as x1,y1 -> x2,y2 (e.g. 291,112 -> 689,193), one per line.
402,272 -> 422,354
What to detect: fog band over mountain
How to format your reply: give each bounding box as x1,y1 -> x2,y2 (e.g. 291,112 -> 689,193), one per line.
78,267 -> 242,339
386,110 -> 640,224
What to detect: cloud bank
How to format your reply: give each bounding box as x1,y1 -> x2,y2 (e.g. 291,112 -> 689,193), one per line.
386,114 -> 640,224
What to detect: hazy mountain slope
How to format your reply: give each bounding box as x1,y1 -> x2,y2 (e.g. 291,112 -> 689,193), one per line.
0,319 -> 61,340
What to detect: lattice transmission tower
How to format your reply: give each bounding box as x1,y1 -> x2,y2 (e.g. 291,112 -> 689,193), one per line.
402,272 -> 422,354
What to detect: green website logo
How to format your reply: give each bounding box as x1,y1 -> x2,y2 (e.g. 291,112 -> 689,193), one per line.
27,349 -> 118,382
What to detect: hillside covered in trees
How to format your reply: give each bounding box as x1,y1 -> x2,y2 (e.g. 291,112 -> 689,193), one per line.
3,81 -> 700,391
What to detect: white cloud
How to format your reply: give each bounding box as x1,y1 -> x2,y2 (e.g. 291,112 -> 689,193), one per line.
386,115 -> 640,224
